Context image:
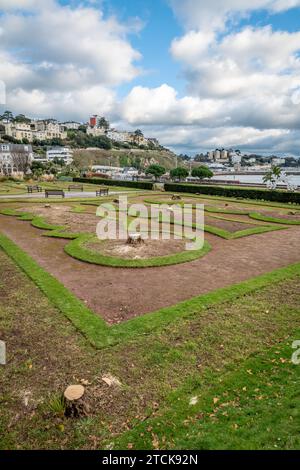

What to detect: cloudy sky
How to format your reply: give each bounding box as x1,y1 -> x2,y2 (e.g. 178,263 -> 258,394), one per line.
0,0 -> 300,155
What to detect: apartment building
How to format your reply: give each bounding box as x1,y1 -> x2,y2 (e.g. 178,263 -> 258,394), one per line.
0,119 -> 67,142
61,121 -> 81,130
86,126 -> 107,137
46,146 -> 73,164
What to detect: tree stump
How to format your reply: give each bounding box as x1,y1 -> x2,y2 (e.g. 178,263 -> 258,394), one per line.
63,385 -> 89,418
127,233 -> 144,246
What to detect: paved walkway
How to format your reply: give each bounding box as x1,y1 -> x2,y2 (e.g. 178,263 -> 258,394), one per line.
0,191 -> 125,199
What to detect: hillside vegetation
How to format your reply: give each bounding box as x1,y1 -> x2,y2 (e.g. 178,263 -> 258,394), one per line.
73,148 -> 180,171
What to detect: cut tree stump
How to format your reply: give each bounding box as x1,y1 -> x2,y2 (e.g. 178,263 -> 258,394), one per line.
64,385 -> 89,418
127,233 -> 144,246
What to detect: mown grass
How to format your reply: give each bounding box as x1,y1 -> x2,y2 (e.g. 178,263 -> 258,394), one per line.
0,247 -> 299,450
112,334 -> 300,450
250,212 -> 300,225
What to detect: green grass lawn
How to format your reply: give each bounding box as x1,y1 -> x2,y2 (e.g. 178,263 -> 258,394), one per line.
0,246 -> 299,450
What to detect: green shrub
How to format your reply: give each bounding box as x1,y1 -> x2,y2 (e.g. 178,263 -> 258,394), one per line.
164,183 -> 300,204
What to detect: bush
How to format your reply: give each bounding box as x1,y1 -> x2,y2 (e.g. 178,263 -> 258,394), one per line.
73,177 -> 154,190
164,183 -> 300,204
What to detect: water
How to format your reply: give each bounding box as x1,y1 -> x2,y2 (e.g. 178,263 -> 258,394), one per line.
212,174 -> 300,186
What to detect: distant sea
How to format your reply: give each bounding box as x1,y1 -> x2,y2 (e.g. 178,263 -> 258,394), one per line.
212,174 -> 300,186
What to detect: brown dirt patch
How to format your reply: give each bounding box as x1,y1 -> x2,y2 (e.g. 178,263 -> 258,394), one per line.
0,212 -> 298,325
86,237 -> 187,260
259,210 -> 300,222
205,215 -> 258,233
17,205 -> 99,234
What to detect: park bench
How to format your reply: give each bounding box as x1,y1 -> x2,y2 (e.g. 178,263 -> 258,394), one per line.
27,185 -> 43,194
96,187 -> 109,197
45,189 -> 65,198
68,184 -> 84,192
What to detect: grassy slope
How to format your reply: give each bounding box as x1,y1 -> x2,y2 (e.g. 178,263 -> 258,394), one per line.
73,148 -> 179,171
0,249 -> 299,450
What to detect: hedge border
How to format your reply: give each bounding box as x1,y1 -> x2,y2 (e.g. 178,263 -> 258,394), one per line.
74,177 -> 154,191
164,183 -> 300,205
1,232 -> 300,349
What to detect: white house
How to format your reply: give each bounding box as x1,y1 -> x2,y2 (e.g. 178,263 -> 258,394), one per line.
46,147 -> 73,164
61,121 -> 81,130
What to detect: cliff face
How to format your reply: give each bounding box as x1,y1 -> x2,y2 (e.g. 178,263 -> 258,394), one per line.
73,148 -> 180,171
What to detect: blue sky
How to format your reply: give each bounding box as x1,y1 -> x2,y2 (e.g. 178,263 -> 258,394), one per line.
0,0 -> 300,155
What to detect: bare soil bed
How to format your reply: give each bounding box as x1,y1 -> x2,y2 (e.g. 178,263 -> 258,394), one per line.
259,210 -> 300,221
86,237 -> 187,260
17,204 -> 99,234
205,215 -> 257,233
0,212 -> 298,324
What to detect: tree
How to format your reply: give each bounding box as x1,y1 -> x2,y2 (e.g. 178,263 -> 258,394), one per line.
11,148 -> 32,174
192,166 -> 214,180
14,114 -> 31,124
98,117 -> 110,130
263,166 -> 282,189
52,157 -> 66,166
145,164 -> 166,180
1,110 -> 14,123
170,167 -> 189,181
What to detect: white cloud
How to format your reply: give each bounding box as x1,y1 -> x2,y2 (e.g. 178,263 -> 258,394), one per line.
169,0 -> 300,31
121,84 -> 223,125
7,85 -> 116,122
146,124 -> 295,154
0,0 -> 141,117
0,0 -> 300,155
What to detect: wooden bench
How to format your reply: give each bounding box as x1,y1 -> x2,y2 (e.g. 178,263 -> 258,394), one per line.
45,189 -> 65,198
27,185 -> 43,194
96,187 -> 109,197
68,184 -> 84,192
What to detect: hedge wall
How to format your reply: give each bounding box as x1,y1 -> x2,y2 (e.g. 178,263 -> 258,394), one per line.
164,183 -> 300,204
73,177 -> 153,190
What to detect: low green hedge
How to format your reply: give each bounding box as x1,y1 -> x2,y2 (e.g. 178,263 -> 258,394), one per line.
249,212 -> 300,225
164,183 -> 300,204
74,177 -> 153,191
65,235 -> 211,268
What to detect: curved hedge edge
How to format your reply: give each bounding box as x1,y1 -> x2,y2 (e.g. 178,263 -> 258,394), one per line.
249,212 -> 300,225
207,213 -> 264,226
1,232 -> 300,349
42,230 -> 80,240
0,208 -> 74,238
230,225 -> 287,239
0,233 -> 112,348
65,234 -> 211,268
158,216 -> 285,240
